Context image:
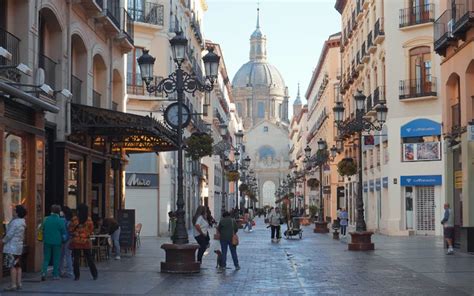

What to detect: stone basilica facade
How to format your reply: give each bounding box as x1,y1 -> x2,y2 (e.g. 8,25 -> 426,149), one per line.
232,10 -> 290,207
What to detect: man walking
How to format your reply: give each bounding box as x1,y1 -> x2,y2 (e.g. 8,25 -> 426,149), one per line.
441,203 -> 454,255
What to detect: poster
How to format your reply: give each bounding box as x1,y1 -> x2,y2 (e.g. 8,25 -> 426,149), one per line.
403,143 -> 415,161
403,142 -> 440,162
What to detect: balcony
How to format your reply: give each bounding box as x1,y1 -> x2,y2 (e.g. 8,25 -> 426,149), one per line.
93,90 -> 101,108
99,0 -> 121,33
374,18 -> 385,44
367,31 -> 376,53
451,102 -> 461,132
190,15 -> 203,44
373,86 -> 386,106
356,51 -> 364,71
71,75 -> 82,104
361,42 -> 369,63
399,78 -> 437,101
118,8 -> 134,52
365,94 -> 373,112
399,3 -> 435,28
452,0 -> 474,37
128,2 -> 164,26
39,53 -> 57,88
434,9 -> 455,56
127,73 -> 164,97
0,27 -> 21,82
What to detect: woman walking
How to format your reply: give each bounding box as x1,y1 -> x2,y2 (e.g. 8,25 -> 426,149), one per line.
41,205 -> 66,281
217,211 -> 240,270
193,206 -> 210,263
268,207 -> 282,243
340,208 -> 348,237
2,205 -> 27,291
69,204 -> 98,280
59,206 -> 73,278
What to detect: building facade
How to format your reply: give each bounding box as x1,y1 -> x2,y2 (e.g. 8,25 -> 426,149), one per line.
304,33 -> 342,221
434,0 -> 474,251
336,0 -> 445,236
232,10 -> 290,207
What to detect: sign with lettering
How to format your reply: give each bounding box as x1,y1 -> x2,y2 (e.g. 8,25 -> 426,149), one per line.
125,173 -> 158,188
118,209 -> 136,250
400,175 -> 442,186
469,124 -> 474,142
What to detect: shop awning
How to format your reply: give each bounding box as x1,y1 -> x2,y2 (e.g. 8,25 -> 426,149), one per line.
400,118 -> 441,138
71,104 -> 178,153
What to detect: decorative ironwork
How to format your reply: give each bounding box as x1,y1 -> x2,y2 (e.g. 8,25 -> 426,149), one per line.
71,103 -> 178,153
146,68 -> 213,96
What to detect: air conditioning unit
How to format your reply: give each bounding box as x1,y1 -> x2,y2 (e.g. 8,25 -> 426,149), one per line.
447,19 -> 455,38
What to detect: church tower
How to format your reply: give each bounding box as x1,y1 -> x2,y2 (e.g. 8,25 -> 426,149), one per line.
293,83 -> 303,117
232,8 -> 290,208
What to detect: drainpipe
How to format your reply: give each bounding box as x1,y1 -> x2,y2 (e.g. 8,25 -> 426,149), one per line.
65,0 -> 72,135
108,33 -> 113,109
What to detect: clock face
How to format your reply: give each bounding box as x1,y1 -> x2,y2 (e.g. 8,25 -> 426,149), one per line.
164,102 -> 191,129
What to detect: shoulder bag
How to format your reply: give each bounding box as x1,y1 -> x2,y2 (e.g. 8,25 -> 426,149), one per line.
231,219 -> 239,246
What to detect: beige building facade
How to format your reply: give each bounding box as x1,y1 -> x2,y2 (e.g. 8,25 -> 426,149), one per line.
434,0 -> 474,251
336,0 -> 445,236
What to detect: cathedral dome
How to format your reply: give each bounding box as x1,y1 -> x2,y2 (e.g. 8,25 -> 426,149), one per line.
232,61 -> 285,88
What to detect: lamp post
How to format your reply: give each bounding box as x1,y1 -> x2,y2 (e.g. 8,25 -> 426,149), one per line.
137,31 -> 220,273
305,139 -> 337,233
333,90 -> 387,251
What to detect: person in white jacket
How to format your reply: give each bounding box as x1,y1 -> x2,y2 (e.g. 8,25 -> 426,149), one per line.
2,205 -> 27,291
267,207 -> 282,243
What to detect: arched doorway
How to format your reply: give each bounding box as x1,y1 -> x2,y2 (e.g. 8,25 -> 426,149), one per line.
262,180 -> 276,207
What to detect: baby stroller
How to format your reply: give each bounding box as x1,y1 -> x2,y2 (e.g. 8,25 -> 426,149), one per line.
284,217 -> 303,239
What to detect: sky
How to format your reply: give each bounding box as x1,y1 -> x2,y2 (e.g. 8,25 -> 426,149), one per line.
203,0 -> 341,114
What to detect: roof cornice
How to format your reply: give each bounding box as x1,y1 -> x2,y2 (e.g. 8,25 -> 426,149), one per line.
334,0 -> 347,14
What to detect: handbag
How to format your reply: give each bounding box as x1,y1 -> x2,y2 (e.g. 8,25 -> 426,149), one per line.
214,231 -> 221,240
231,220 -> 239,246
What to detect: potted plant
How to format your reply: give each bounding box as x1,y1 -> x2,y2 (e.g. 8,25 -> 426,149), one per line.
337,157 -> 357,176
226,171 -> 240,182
185,132 -> 213,160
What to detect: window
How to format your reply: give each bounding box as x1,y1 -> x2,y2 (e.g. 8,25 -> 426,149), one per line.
383,141 -> 389,164
127,47 -> 144,89
409,46 -> 431,92
263,126 -> 268,132
257,102 -> 265,118
402,135 -> 441,162
237,102 -> 243,117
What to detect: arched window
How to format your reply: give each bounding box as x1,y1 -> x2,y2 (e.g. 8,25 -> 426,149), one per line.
410,46 -> 431,83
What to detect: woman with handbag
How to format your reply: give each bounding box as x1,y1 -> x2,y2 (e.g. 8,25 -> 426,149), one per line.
41,204 -> 66,281
216,211 -> 240,270
2,205 -> 27,291
268,207 -> 282,243
69,204 -> 97,281
193,206 -> 210,263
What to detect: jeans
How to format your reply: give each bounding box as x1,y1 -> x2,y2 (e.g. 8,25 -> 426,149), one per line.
340,225 -> 347,236
109,227 -> 121,257
243,221 -> 253,231
271,225 -> 281,239
42,243 -> 61,277
194,233 -> 209,262
220,240 -> 239,267
73,249 -> 97,279
59,240 -> 73,277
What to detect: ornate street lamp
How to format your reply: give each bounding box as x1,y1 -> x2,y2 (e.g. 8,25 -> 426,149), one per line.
137,31 -> 220,273
333,90 -> 387,251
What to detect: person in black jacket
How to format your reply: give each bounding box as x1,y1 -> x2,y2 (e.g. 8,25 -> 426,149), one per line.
101,217 -> 121,260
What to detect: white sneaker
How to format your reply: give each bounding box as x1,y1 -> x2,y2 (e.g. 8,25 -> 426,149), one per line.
115,256 -> 121,260
447,248 -> 454,255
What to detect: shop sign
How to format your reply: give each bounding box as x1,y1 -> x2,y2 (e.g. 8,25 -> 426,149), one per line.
337,186 -> 345,197
454,171 -> 463,189
400,175 -> 442,186
375,179 -> 381,191
382,177 -> 389,188
125,173 -> 158,188
363,182 -> 368,193
369,180 -> 375,192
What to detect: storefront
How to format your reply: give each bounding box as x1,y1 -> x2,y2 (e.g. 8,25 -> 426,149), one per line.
47,104 -> 177,227
0,82 -> 59,273
401,175 -> 442,236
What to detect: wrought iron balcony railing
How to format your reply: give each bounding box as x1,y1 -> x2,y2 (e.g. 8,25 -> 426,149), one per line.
453,0 -> 474,36
39,53 -> 57,88
127,73 -> 164,97
105,0 -> 120,29
123,8 -> 134,44
373,85 -> 386,106
71,75 -> 82,104
128,2 -> 164,26
434,9 -> 453,55
399,78 -> 437,100
0,27 -> 21,82
399,3 -> 435,28
374,18 -> 385,42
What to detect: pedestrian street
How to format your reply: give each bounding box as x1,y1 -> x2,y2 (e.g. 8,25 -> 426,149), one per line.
2,218 -> 473,296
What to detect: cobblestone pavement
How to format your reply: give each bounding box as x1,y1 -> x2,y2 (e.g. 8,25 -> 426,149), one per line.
2,218 -> 474,296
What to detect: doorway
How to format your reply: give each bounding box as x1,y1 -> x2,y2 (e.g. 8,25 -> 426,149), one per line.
92,162 -> 105,223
